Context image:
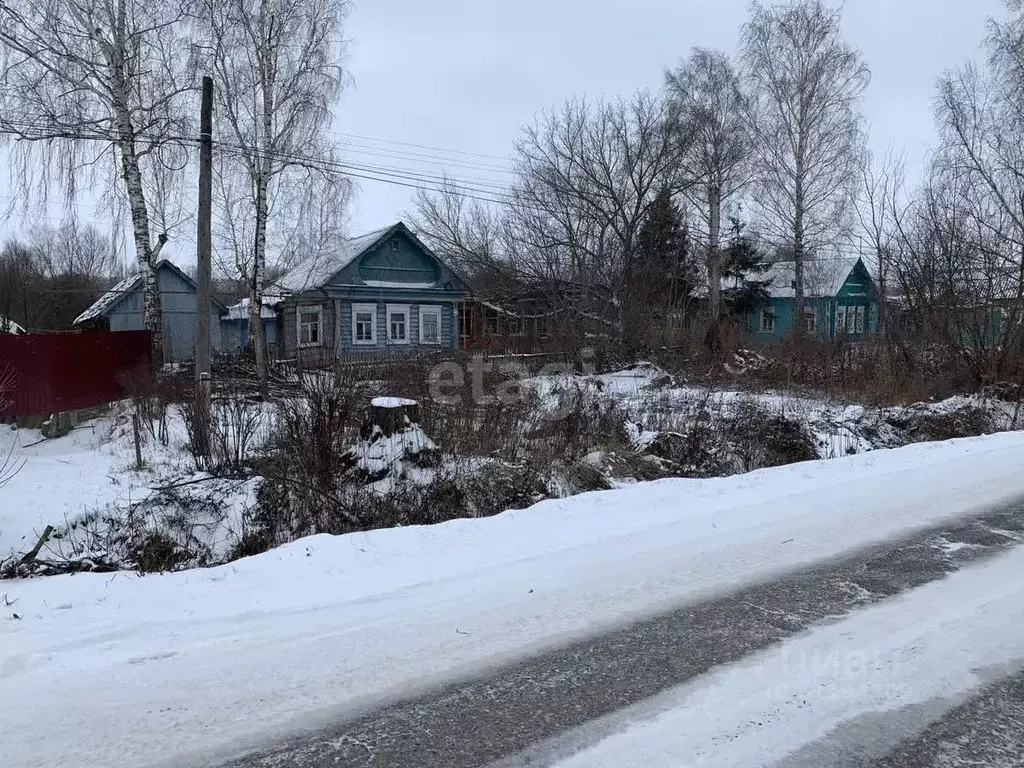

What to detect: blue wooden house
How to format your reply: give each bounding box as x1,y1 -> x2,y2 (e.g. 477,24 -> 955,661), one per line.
73,259 -> 229,363
727,256 -> 880,341
276,221 -> 471,363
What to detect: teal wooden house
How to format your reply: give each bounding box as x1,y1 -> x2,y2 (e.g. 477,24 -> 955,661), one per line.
728,256 -> 880,341
277,222 -> 471,363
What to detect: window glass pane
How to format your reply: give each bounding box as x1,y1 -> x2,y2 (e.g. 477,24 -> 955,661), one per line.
421,312 -> 439,342
390,313 -> 406,340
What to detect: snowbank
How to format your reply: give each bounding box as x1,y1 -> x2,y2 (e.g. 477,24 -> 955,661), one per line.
552,544 -> 1024,767
3,432 -> 1024,767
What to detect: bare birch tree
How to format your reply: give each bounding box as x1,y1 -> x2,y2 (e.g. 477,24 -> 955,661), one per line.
741,0 -> 869,319
858,147 -> 907,332
199,0 -> 348,389
665,48 -> 750,333
507,93 -> 689,344
0,0 -> 194,361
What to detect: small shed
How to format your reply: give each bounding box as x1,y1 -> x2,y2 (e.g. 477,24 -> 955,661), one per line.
220,291 -> 284,357
73,259 -> 227,363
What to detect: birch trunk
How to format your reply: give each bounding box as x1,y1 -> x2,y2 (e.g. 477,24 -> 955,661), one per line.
251,171 -> 269,391
707,183 -> 723,321
103,1 -> 166,364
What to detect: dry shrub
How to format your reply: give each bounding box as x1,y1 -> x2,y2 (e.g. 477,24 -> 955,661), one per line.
255,367 -> 363,538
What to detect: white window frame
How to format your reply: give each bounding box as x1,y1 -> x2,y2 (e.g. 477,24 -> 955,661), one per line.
759,309 -> 775,334
835,305 -> 847,335
351,303 -> 377,346
418,304 -> 442,345
386,304 -> 410,345
803,306 -> 816,333
854,305 -> 865,334
297,305 -> 323,348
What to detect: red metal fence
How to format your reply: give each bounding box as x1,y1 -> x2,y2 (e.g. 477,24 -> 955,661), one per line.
0,331 -> 151,419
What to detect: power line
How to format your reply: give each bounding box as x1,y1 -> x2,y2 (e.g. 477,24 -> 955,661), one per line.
327,129 -> 512,163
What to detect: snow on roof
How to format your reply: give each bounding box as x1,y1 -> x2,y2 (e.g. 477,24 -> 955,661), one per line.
222,287 -> 286,321
362,280 -> 437,290
762,256 -> 862,298
712,256 -> 863,300
371,397 -> 418,408
73,271 -> 143,325
0,315 -> 25,334
278,225 -> 396,293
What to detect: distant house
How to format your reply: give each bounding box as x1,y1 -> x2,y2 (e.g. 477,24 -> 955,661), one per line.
73,259 -> 228,363
726,256 -> 880,341
458,282 -> 614,351
219,290 -> 284,358
276,222 -> 471,363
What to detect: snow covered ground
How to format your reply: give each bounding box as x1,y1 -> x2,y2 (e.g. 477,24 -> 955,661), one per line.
551,543 -> 1024,768
3,432 -> 1024,768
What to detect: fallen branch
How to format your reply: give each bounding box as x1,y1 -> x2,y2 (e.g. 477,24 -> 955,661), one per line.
19,524 -> 54,566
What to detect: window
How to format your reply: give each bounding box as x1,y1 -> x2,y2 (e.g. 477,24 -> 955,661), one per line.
506,315 -> 524,336
835,305 -> 847,334
854,305 -> 865,334
483,307 -> 500,335
386,304 -> 410,345
536,314 -> 550,338
759,309 -> 775,333
419,305 -> 442,345
458,301 -> 473,340
803,306 -> 816,333
352,303 -> 376,345
298,305 -> 322,347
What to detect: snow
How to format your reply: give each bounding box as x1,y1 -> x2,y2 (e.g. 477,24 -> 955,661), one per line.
73,271 -> 143,324
349,424 -> 437,479
362,279 -> 437,289
371,396 -> 419,407
4,432 -> 1024,767
0,314 -> 25,334
277,225 -> 394,292
222,292 -> 284,321
552,544 -> 1024,768
0,407 -> 261,568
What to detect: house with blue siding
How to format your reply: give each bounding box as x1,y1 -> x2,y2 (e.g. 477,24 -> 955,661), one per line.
728,256 -> 880,341
73,259 -> 228,363
276,222 -> 471,363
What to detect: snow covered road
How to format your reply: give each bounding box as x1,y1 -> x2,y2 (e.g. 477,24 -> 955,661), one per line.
547,541 -> 1024,768
3,432 -> 1024,767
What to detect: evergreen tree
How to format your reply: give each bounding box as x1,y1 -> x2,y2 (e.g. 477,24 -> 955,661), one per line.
720,217 -> 771,316
634,188 -> 696,307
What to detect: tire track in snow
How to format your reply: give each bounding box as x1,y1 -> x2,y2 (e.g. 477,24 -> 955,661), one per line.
218,506 -> 1024,768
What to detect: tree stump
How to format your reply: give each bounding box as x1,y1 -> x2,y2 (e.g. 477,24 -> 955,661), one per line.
366,397 -> 420,438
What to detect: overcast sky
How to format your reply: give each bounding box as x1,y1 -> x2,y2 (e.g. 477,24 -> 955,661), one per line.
336,0 -> 1006,234
0,0 -> 1009,255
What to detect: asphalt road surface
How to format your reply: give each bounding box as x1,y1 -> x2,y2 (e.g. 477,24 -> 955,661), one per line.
218,506 -> 1024,768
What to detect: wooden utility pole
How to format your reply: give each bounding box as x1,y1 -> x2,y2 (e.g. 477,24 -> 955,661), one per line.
195,75 -> 214,460
196,75 -> 213,382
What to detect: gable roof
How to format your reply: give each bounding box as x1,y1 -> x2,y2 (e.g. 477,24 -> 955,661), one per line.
278,224 -> 396,293
277,221 -> 468,293
724,256 -> 869,299
73,259 -> 227,325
